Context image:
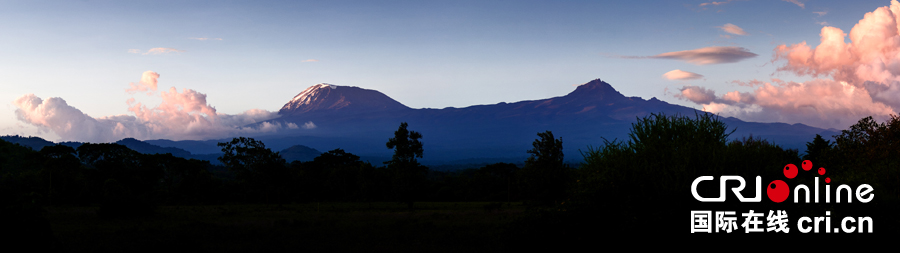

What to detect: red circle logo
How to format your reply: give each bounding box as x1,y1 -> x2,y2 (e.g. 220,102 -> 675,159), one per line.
766,180 -> 789,203
783,164 -> 798,179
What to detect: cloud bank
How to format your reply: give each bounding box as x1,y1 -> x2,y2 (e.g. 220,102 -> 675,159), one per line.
14,71 -> 301,143
678,1 -> 900,129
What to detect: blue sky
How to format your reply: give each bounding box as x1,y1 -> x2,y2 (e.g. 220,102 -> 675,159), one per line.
3,0 -> 898,141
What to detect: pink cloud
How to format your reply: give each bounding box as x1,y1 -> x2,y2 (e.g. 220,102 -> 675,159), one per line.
783,0 -> 805,9
718,23 -> 748,36
126,71 -> 160,94
663,69 -> 704,80
675,86 -> 717,104
692,80 -> 894,129
676,1 -> 900,129
14,72 -> 297,142
650,46 -> 758,65
730,79 -> 766,87
773,0 -> 900,108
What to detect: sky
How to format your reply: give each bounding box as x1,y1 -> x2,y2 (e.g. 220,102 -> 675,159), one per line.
3,0 -> 900,142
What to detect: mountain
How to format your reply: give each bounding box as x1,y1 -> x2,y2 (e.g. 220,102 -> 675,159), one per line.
279,83 -> 411,117
279,145 -> 321,163
1,135 -> 226,164
257,79 -> 837,164
116,138 -> 193,157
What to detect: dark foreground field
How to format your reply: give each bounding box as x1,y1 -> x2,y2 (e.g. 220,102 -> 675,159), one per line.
44,202 -> 528,252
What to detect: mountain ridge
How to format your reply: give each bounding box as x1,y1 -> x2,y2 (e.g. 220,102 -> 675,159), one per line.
262,79 -> 838,163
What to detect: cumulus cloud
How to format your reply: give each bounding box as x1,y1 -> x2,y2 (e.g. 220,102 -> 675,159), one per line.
648,46 -> 758,65
783,0 -> 805,9
302,121 -> 316,129
126,71 -> 160,94
13,72 -> 298,143
676,1 -> 900,129
814,11 -> 828,16
683,80 -> 893,129
669,1 -> 900,129
675,86 -> 717,104
718,23 -> 748,36
772,1 -> 900,107
127,49 -> 141,54
663,69 -> 704,80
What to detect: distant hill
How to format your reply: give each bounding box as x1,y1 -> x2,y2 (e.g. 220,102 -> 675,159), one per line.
279,145 -> 321,163
1,135 -> 329,166
0,135 -> 57,151
116,138 -> 192,157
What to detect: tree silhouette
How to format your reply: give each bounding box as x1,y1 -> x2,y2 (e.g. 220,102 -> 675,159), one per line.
519,131 -> 567,205
386,122 -> 426,209
314,149 -> 363,201
218,137 -> 288,203
803,134 -> 834,167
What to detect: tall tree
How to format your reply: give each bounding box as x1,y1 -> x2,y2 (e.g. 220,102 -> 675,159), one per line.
519,130 -> 567,205
386,122 -> 427,209
803,134 -> 834,166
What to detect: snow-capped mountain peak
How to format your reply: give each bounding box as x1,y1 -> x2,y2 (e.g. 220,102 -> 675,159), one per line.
287,83 -> 339,107
279,83 -> 410,115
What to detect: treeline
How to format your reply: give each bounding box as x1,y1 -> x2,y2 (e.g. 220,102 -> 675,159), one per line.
0,123 -> 534,217
560,113 -> 900,236
2,113 -> 899,226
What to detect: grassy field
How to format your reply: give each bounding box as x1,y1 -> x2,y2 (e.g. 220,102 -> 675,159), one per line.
44,202 -> 527,252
